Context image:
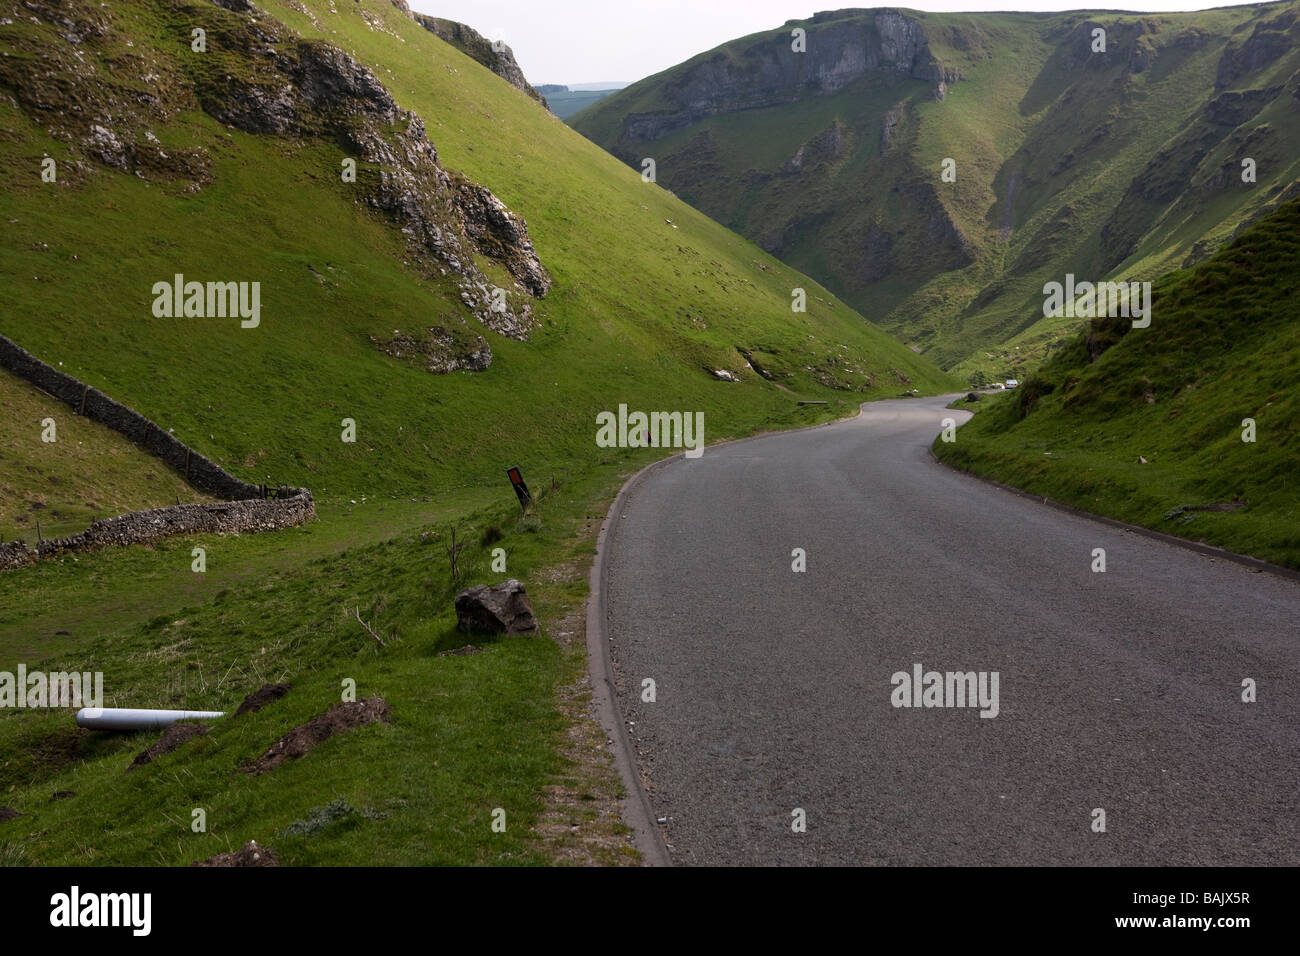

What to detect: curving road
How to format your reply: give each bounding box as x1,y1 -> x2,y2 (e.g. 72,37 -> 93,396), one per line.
601,396 -> 1300,865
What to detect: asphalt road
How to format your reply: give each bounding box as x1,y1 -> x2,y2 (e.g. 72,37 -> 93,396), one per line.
602,395 -> 1300,865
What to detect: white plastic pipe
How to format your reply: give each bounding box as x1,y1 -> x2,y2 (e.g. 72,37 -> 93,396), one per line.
75,707 -> 225,731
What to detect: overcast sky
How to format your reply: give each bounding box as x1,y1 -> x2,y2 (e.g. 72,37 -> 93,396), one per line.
409,1 -> 1264,87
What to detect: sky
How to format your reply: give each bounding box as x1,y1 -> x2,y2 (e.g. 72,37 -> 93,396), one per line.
409,1 -> 1265,87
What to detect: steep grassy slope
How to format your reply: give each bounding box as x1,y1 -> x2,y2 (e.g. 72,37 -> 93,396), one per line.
0,0 -> 951,865
572,4 -> 1300,379
1,0 -> 949,508
935,198 -> 1300,569
0,368 -> 211,542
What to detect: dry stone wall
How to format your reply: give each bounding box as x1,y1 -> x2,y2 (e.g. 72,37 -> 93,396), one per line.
0,334 -> 313,570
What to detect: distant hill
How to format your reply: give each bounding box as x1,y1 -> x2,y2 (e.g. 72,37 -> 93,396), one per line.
550,87 -> 621,119
573,4 -> 1300,378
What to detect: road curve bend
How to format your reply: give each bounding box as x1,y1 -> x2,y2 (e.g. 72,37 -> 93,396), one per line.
601,395 -> 1300,865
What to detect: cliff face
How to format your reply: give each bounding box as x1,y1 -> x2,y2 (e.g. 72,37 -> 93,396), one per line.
620,10 -> 956,142
1,0 -> 550,369
1216,7 -> 1299,88
404,8 -> 548,109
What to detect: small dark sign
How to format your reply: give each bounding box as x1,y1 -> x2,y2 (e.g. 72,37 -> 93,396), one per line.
507,466 -> 531,510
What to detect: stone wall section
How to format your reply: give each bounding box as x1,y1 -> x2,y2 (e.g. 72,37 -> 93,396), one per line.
0,334 -> 313,570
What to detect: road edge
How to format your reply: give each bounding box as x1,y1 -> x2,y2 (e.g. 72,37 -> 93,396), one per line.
585,453 -> 678,867
584,396 -> 886,866
928,445 -> 1300,584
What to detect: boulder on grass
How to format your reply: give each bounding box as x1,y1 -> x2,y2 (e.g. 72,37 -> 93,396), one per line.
455,579 -> 538,635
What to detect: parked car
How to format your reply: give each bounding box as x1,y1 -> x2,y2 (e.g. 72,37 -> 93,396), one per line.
1004,379 -> 1020,388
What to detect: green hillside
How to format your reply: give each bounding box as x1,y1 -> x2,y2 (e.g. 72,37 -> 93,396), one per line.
572,4 -> 1300,380
936,197 -> 1300,569
0,0 -> 949,505
0,0 -> 951,865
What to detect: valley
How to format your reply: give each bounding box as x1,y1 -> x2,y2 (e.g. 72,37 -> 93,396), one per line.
0,0 -> 949,867
571,4 -> 1300,379
0,0 -> 1294,879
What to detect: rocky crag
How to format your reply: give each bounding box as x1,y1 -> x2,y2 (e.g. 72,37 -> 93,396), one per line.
1,0 -> 551,370
403,7 -> 549,110
615,9 -> 957,142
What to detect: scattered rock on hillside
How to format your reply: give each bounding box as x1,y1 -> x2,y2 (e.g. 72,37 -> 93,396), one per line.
191,840 -> 279,867
371,328 -> 493,375
455,579 -> 538,635
737,348 -> 776,381
880,106 -> 904,153
0,807 -> 22,824
128,722 -> 208,772
234,683 -> 290,718
243,698 -> 392,775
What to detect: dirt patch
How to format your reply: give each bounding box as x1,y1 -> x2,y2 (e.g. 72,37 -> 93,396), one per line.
531,668 -> 640,865
527,524 -> 639,864
0,807 -> 22,823
243,698 -> 391,775
128,722 -> 208,772
10,727 -> 91,789
191,840 -> 279,867
542,589 -> 584,650
1194,499 -> 1248,512
234,682 -> 290,717
1165,499 -> 1249,520
437,644 -> 483,657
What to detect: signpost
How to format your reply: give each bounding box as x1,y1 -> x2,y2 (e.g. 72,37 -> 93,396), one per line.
507,466 -> 531,510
